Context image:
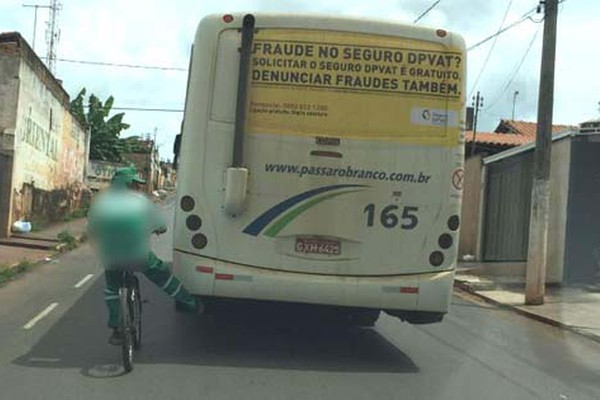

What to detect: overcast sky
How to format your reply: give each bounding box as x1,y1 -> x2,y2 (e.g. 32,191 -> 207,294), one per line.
1,0 -> 598,160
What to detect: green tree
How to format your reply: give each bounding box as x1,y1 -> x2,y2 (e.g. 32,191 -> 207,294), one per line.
70,88 -> 131,162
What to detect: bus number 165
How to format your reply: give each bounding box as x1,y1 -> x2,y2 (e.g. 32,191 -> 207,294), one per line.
363,204 -> 419,229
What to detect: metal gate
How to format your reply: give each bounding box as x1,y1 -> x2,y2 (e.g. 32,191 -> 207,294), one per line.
482,152 -> 533,261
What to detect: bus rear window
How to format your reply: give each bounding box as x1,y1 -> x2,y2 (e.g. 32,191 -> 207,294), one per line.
211,29 -> 240,123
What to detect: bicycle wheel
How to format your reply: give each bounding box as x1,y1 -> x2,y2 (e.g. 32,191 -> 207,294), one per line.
119,287 -> 134,372
131,277 -> 142,350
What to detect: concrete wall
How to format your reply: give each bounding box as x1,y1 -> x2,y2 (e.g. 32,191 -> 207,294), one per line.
87,160 -> 125,191
0,34 -> 90,229
58,111 -> 88,186
546,138 -> 571,283
0,43 -> 20,237
563,137 -> 600,283
13,55 -> 63,191
0,43 -> 20,238
458,154 -> 483,259
474,136 -> 571,283
0,45 -> 19,140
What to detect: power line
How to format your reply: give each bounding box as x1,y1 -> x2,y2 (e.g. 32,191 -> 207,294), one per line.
485,24 -> 541,111
414,0 -> 441,23
479,108 -> 506,120
467,0 -> 566,52
468,0 -> 514,98
468,16 -> 534,52
467,2 -> 543,53
49,57 -> 187,71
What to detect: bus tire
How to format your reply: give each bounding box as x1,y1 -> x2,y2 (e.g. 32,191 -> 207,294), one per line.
385,310 -> 445,324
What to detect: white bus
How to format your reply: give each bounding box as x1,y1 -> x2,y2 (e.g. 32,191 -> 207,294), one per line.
173,13 -> 465,325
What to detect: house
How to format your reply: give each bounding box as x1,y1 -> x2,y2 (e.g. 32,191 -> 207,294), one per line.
87,138 -> 165,193
579,118 -> 600,134
121,137 -> 161,194
465,119 -> 575,158
461,119 -> 600,284
0,32 -> 90,237
160,161 -> 176,189
460,120 -> 576,262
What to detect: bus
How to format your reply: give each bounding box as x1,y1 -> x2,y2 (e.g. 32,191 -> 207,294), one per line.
173,13 -> 466,325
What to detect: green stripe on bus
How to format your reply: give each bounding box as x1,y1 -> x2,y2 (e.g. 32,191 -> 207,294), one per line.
264,189 -> 363,238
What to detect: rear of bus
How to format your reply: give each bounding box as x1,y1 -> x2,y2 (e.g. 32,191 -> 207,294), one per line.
173,13 -> 466,324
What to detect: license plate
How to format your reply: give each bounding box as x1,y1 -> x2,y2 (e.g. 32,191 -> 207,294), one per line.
295,238 -> 341,256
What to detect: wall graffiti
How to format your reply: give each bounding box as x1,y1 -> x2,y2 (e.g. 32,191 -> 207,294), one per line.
20,115 -> 58,160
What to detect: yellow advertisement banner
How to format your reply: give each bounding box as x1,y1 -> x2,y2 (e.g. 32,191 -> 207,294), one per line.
245,29 -> 465,144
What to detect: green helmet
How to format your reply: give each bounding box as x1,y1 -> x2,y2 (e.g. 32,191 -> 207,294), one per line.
111,167 -> 146,187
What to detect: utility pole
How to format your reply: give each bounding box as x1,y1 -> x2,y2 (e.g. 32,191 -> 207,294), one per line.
470,91 -> 484,157
525,0 -> 558,305
22,4 -> 51,51
512,90 -> 520,121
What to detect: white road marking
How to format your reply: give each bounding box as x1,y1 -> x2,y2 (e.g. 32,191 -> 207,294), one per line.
23,303 -> 59,330
74,273 -> 95,288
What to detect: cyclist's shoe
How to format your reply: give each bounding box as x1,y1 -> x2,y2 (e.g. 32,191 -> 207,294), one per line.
108,328 -> 123,346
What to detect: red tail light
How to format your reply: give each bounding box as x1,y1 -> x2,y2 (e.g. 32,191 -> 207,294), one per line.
400,287 -> 419,294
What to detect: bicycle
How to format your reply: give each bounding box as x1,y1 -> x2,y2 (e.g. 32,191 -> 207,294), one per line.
118,265 -> 143,372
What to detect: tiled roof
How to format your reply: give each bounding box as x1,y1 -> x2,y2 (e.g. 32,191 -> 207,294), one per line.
467,120 -> 577,148
465,131 -> 531,146
495,120 -> 575,139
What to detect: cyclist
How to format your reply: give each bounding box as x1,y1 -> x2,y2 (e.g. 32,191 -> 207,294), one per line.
88,167 -> 200,345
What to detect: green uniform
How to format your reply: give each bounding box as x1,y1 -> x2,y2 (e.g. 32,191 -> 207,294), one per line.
88,186 -> 197,328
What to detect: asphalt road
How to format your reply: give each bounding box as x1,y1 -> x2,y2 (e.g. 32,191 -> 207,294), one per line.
0,198 -> 599,400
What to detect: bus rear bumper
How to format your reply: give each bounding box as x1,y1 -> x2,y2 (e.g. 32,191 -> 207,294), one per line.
173,250 -> 455,315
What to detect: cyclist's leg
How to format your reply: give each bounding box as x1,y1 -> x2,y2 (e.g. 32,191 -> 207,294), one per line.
142,252 -> 198,311
104,269 -> 121,328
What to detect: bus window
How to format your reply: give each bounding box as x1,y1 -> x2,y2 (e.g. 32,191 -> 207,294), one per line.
210,30 -> 241,123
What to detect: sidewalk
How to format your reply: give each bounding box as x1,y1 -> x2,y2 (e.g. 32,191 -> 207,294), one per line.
0,191 -> 174,271
455,263 -> 600,344
0,218 -> 88,269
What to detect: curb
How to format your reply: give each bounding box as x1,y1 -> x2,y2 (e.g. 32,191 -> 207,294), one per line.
454,279 -> 600,345
54,233 -> 87,253
3,233 -> 87,274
